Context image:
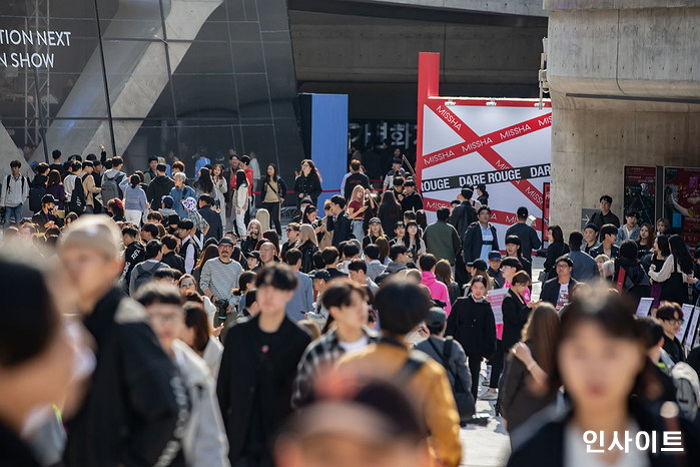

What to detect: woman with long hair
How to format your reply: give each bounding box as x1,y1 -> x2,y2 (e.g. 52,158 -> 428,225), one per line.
260,163 -> 287,235
192,244 -> 220,287
123,174 -> 149,226
293,159 -> 322,207
363,218 -> 385,249
241,219 -> 262,254
475,183 -> 489,206
649,234 -> 694,306
375,236 -> 391,265
347,185 -> 368,241
180,303 -> 223,377
378,190 -> 403,238
656,217 -> 671,236
500,303 -> 560,434
636,222 -> 655,259
194,166 -> 215,198
435,259 -> 461,305
507,290 -> 699,466
178,274 -> 217,326
45,169 -> 66,211
543,225 -> 570,280
295,224 -> 319,273
403,220 -> 426,259
232,169 -> 248,237
212,164 -> 228,228
446,275 -> 497,398
106,198 -> 125,222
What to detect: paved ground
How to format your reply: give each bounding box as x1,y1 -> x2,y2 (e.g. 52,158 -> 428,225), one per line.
459,257 -> 545,466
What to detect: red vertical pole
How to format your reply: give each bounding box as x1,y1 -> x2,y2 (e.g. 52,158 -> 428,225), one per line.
415,52 -> 440,192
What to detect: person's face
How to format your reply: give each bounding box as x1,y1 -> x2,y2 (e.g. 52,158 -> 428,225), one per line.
501,265 -> 516,281
600,199 -> 611,213
179,277 -> 197,295
248,225 -> 260,237
404,185 -> 414,194
230,156 -> 239,169
331,290 -> 368,331
141,229 -> 154,242
559,322 -> 643,415
287,228 -> 299,242
478,210 -> 490,224
247,257 -> 260,269
392,163 -> 401,172
626,215 -> 637,227
44,202 -> 55,213
511,282 -> 528,295
369,223 -> 380,235
219,243 -> 233,259
470,281 -> 486,300
556,261 -> 572,279
267,165 -> 275,177
11,165 -> 19,176
583,228 -> 596,244
331,203 -> 342,215
397,253 -> 409,264
174,177 -> 183,187
308,210 -> 318,222
407,225 -> 418,237
150,160 -> 158,170
659,312 -> 682,338
348,269 -> 365,284
313,278 -> 327,293
603,233 -> 615,245
395,226 -> 405,237
656,221 -> 665,233
146,303 -> 184,350
640,226 -> 649,239
505,243 -> 518,256
84,166 -> 93,174
547,229 -> 554,242
488,259 -> 501,271
301,162 -> 311,176
257,285 -> 294,313
260,245 -> 275,263
59,246 -> 123,304
177,228 -> 188,239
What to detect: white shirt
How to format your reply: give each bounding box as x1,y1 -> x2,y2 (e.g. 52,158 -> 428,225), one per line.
556,283 -> 570,311
338,335 -> 369,354
0,174 -> 29,207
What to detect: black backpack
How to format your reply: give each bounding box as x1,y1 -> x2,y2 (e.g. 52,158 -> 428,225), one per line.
68,176 -> 85,214
28,183 -> 46,213
427,337 -> 476,423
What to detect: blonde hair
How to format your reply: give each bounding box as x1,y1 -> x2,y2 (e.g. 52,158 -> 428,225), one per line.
255,209 -> 270,232
296,224 -> 319,247
247,219 -> 262,236
351,184 -> 365,202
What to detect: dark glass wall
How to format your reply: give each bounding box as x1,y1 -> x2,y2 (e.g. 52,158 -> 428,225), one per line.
0,0 -> 304,179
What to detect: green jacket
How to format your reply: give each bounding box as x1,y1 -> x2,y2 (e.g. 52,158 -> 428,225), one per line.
424,220 -> 461,265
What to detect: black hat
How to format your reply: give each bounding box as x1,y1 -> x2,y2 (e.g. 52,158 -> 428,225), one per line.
309,269 -> 331,281
219,237 -> 235,247
300,197 -> 312,205
244,250 -> 260,259
471,259 -> 488,271
505,235 -> 521,246
41,194 -> 57,204
488,251 -> 502,261
425,306 -> 446,329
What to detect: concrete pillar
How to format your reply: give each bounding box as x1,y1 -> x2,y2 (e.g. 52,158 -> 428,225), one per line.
544,1 -> 700,235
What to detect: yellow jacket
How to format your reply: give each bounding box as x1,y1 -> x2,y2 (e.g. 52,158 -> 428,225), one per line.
336,339 -> 462,467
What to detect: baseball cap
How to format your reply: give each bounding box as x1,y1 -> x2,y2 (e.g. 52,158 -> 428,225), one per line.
425,306 -> 446,330
369,217 -> 381,224
219,237 -> 235,247
309,269 -> 331,281
488,251 -> 502,261
41,194 -> 57,205
244,250 -> 260,259
300,197 -> 312,205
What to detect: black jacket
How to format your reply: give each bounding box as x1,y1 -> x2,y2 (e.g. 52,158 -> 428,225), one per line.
589,243 -> 620,261
505,222 -> 542,261
298,240 -> 318,273
448,201 -> 477,239
162,251 -> 185,273
540,277 -> 578,309
198,205 -> 222,241
122,242 -> 145,292
614,257 -> 651,307
446,296 -> 497,358
507,399 -> 699,467
64,288 -> 181,467
31,210 -> 63,231
589,210 -> 621,229
327,211 -> 353,246
217,315 -> 310,464
502,289 -> 531,352
543,241 -> 570,278
293,174 -> 322,205
146,175 -> 174,206
343,172 -> 370,199
462,222 -> 499,263
401,191 -> 423,212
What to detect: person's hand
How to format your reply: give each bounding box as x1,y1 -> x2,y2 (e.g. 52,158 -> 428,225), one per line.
99,144 -> 105,152
211,325 -> 224,338
649,264 -> 656,272
527,300 -> 541,309
512,342 -> 534,366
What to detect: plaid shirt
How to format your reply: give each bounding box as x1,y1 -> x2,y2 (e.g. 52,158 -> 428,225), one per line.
291,327 -> 377,408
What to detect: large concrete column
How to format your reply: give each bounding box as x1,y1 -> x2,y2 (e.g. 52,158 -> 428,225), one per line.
545,1 -> 700,235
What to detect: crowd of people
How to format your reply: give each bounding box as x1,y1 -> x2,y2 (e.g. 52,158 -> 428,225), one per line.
0,148 -> 700,467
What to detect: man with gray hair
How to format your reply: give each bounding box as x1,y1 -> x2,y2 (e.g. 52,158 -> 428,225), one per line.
58,215 -> 182,467
169,172 -> 195,218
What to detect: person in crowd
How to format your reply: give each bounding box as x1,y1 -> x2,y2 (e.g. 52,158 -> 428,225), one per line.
347,185 -> 368,241
404,220 -> 426,259
1,160 -> 30,226
170,172 -> 196,218
385,244 -> 410,274
217,264 -> 312,467
142,156 -> 158,184
647,234 -> 670,301
616,210 -> 640,244
179,273 -> 217,324
28,162 -> 49,214
401,180 -> 423,212
342,159 -> 370,200
281,223 -> 300,258
0,254 -> 82,467
58,216 -> 181,467
181,302 -> 223,377
177,219 -> 200,274
81,161 -> 101,214
129,239 -> 168,295
392,221 -> 407,246
500,234 -> 529,279
326,195 -> 353,246
347,258 -> 379,294
259,163 -> 286,235
100,156 -> 126,204
499,272 -> 534,397
294,159 -> 322,207
541,256 -> 577,311
120,225 -> 145,288
566,231 -> 597,282
240,218 -> 262,254
656,217 -> 671,236
284,248 -> 314,322
362,243 -> 384,280
487,251 -> 505,288
382,157 -> 407,191
210,164 -> 228,228
649,234 -> 694,306
582,223 -> 600,255
590,223 -> 620,260
636,222 -> 655,258
500,303 -> 559,435
120,174 -> 148,226
49,148 -> 64,175
197,195 -> 222,242
65,161 -> 87,215
420,254 -> 452,314
146,163 -> 174,207
32,194 -> 63,232
475,184 -> 489,206
294,224 -> 319,274
467,259 -> 494,291
135,283 -> 229,467
446,275 -> 497,398
106,198 -> 125,222
201,237 -> 244,318
362,217 -> 385,249
278,379 -> 432,467
231,169 -> 249,238
463,206 -> 499,264
378,190 -> 403,238
336,281 -> 462,467
159,196 -> 178,219
292,278 -> 376,407
507,290 -> 699,466
435,259 -> 461,304
318,246 -> 344,279
45,169 -> 66,211
259,241 -> 278,268
140,221 -> 159,242
613,240 -> 651,306
160,234 -> 185,273
194,166 -> 216,199
424,207 -> 461,266
541,223 -> 569,280
448,186 -> 478,240
248,152 -> 261,192
589,194 -> 621,229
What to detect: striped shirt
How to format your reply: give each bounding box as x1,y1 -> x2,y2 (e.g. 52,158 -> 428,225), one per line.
291,327 -> 377,408
199,257 -> 243,304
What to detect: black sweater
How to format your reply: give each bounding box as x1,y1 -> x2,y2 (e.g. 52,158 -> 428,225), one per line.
446,296 -> 497,358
